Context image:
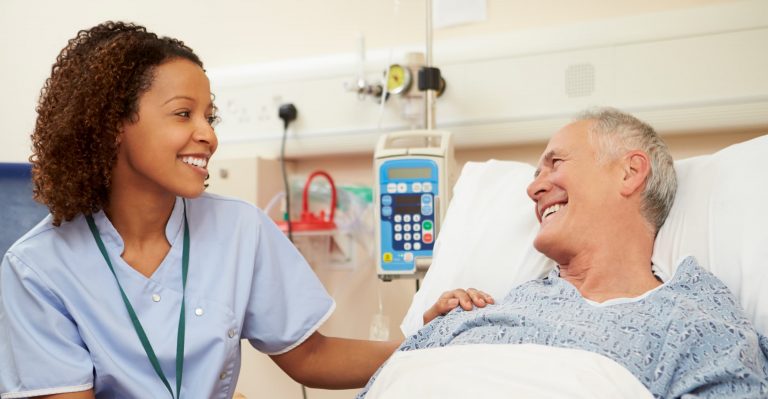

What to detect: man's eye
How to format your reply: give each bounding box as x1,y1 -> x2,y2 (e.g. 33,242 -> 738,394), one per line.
553,158 -> 563,167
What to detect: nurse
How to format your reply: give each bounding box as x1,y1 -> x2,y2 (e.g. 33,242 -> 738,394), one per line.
0,21 -> 399,398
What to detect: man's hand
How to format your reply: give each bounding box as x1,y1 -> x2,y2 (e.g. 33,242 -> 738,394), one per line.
423,288 -> 495,325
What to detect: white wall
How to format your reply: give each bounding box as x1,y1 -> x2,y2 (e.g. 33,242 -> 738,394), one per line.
0,0 -> 742,162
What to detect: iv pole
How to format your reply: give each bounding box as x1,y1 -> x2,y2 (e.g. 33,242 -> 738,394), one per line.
425,0 -> 437,130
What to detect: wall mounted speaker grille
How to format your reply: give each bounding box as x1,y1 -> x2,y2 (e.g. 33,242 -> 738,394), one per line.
565,63 -> 595,98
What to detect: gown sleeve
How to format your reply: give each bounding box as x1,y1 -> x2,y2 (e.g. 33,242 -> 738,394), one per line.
241,210 -> 335,355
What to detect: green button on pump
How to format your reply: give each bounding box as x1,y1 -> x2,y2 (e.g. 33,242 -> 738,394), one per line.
423,220 -> 433,230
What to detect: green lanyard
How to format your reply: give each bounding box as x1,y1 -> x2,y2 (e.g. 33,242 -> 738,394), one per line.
86,202 -> 189,399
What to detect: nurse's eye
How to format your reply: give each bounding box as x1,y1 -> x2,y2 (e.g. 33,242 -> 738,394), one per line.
175,111 -> 191,118
207,114 -> 221,127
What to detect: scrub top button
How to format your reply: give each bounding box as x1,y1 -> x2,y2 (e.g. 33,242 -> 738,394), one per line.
219,371 -> 227,380
152,294 -> 161,302
195,307 -> 204,316
228,329 -> 237,338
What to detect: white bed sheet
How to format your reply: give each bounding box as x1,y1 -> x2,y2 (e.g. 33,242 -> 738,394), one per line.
366,344 -> 653,399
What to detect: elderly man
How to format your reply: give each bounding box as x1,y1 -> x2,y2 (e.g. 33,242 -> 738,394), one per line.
358,108 -> 768,398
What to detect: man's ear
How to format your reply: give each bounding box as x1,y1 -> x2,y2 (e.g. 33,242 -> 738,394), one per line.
620,150 -> 651,197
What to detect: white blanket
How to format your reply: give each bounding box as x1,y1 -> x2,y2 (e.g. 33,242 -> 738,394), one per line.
366,344 -> 653,399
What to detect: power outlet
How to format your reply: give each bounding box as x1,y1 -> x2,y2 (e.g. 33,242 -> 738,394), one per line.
223,99 -> 252,124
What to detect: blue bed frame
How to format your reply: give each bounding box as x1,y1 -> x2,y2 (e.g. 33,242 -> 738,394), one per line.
0,163 -> 49,256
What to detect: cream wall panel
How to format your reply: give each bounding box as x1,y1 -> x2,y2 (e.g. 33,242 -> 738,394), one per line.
206,157 -> 289,220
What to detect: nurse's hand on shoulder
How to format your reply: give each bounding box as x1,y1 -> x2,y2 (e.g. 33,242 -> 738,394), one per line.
423,288 -> 494,325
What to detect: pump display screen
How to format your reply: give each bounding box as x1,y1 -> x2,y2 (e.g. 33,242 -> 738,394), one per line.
394,194 -> 422,215
388,167 -> 431,180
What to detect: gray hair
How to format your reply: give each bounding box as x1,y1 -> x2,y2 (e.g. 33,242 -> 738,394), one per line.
576,107 -> 677,234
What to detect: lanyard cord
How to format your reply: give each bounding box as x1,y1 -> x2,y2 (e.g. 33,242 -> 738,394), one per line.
86,201 -> 189,399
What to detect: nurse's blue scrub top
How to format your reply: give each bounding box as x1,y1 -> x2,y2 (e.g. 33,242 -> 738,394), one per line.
0,193 -> 335,398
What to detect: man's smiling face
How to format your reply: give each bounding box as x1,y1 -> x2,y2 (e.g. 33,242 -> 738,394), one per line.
527,120 -> 624,263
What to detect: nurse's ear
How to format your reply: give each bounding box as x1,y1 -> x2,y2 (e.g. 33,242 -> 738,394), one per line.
115,110 -> 140,146
115,120 -> 127,146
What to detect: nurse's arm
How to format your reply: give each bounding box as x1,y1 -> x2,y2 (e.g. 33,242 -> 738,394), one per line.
270,331 -> 400,389
37,390 -> 95,399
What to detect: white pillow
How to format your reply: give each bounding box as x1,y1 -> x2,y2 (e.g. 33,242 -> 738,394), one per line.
652,134 -> 768,336
401,134 -> 768,337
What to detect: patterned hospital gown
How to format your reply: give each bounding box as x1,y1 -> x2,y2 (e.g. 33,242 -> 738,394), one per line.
358,257 -> 768,398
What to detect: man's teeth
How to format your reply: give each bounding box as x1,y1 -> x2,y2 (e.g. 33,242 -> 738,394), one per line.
543,203 -> 566,219
181,156 -> 207,168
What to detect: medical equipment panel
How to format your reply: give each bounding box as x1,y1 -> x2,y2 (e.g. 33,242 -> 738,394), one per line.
374,130 -> 455,280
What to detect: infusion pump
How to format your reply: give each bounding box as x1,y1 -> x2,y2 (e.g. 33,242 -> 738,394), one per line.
374,130 -> 455,280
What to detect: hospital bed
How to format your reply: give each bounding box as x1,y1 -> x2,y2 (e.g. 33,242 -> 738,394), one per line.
365,133 -> 768,398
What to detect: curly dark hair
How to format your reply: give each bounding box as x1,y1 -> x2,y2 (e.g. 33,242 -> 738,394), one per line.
30,21 -> 204,226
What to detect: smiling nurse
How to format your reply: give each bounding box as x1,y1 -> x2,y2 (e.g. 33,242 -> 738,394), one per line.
0,22 -> 399,399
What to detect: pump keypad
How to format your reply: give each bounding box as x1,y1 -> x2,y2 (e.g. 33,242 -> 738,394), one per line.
391,215 -> 434,249
382,191 -> 436,252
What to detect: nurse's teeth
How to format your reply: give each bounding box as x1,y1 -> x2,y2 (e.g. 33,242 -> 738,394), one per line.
182,156 -> 207,168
